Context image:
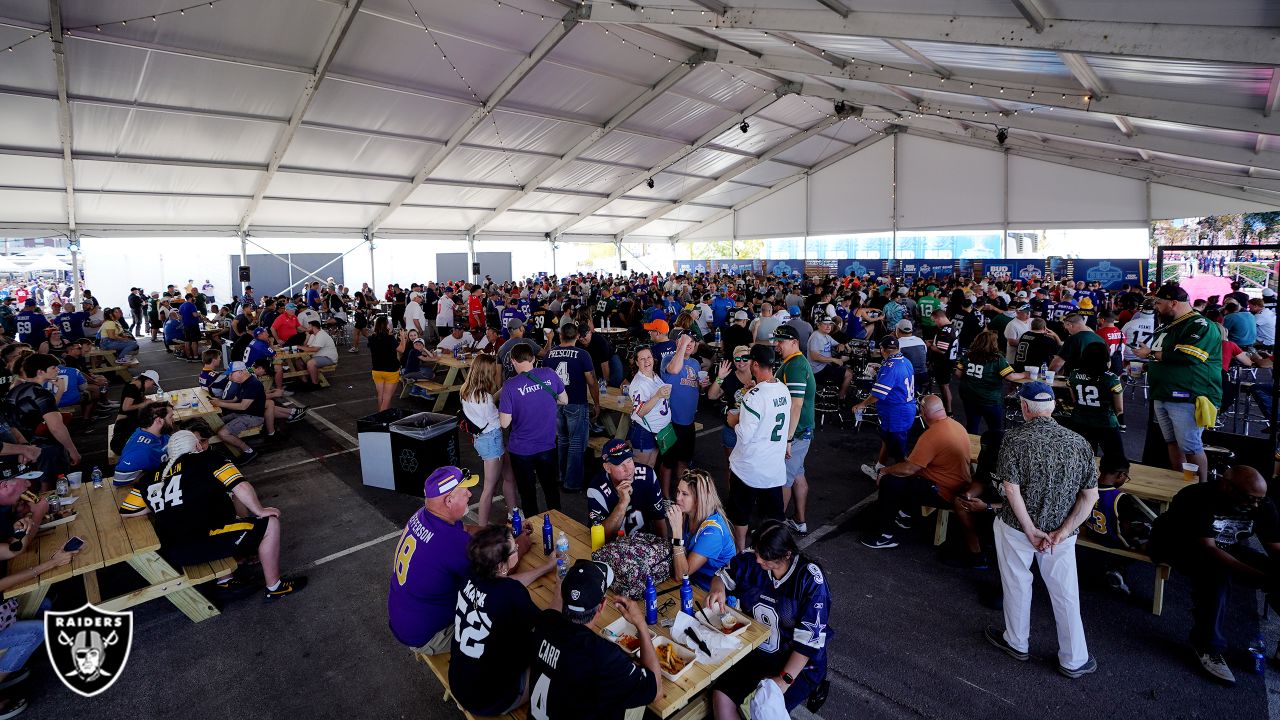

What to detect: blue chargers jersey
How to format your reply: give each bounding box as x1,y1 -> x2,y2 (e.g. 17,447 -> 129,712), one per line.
719,552 -> 832,663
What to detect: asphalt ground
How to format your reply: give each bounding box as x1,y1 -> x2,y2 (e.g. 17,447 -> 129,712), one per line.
21,335 -> 1278,719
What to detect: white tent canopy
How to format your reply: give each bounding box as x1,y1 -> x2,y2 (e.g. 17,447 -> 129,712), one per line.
0,0 -> 1277,243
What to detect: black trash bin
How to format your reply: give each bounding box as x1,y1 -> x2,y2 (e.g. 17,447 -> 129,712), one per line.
357,408 -> 416,490
389,412 -> 460,495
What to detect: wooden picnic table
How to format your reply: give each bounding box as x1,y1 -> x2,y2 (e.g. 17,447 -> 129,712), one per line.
85,347 -> 134,382
966,434 -> 1191,508
7,484 -> 230,622
275,348 -> 333,387
513,510 -> 768,719
426,353 -> 474,412
595,387 -> 634,440
153,387 -> 221,424
1009,373 -> 1068,390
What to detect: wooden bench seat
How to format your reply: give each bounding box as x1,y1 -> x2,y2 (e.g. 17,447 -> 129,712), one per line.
926,507 -> 1171,615
414,650 -> 528,720
84,555 -> 236,623
587,435 -> 609,453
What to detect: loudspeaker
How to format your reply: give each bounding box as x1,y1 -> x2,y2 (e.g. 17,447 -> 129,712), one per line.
238,265 -> 251,282
620,261 -> 628,271
472,262 -> 481,274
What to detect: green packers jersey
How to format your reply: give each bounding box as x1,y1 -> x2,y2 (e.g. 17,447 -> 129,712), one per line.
1148,311 -> 1222,405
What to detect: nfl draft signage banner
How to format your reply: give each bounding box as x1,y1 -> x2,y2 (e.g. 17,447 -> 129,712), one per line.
804,259 -> 839,277
1076,259 -> 1141,289
675,259 -> 708,274
837,259 -> 875,278
767,259 -> 802,278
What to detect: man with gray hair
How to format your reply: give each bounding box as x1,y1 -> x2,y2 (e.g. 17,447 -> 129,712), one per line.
1049,314 -> 1104,376
985,381 -> 1099,678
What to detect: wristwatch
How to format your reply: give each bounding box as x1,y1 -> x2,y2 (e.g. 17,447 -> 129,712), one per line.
671,537 -> 684,547
780,672 -> 794,686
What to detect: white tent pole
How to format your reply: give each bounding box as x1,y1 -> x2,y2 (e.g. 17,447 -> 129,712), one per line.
365,231 -> 374,292
69,230 -> 80,305
891,131 -> 899,263
1002,149 -> 1010,257
239,230 -> 248,297
550,235 -> 558,278
467,232 -> 477,284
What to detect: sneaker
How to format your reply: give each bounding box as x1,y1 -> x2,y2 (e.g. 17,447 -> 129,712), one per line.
860,533 -> 898,549
984,626 -> 1029,661
1105,569 -> 1130,596
347,347 -> 359,354
264,576 -> 308,602
281,389 -> 295,398
211,576 -> 259,601
861,463 -> 881,480
893,511 -> 913,530
589,421 -> 607,434
1057,656 -> 1097,679
785,519 -> 809,536
1196,651 -> 1236,685
286,407 -> 309,423
237,449 -> 259,465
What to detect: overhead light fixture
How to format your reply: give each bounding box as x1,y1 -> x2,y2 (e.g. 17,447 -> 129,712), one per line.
646,178 -> 655,189
833,100 -> 847,115
996,127 -> 1009,146
739,120 -> 750,133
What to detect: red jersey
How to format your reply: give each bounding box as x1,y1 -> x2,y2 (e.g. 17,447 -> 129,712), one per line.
467,295 -> 484,328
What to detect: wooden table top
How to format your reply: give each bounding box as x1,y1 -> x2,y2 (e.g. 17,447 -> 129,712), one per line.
966,434 -> 1191,505
8,484 -> 161,598
151,387 -> 220,422
1010,374 -> 1068,389
517,510 -> 767,718
434,354 -> 476,370
596,389 -> 633,415
274,348 -> 315,361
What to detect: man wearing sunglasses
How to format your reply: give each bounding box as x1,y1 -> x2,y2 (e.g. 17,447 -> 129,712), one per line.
1149,465 -> 1280,686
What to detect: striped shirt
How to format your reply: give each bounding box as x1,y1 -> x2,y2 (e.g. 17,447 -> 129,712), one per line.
995,416 -> 1098,534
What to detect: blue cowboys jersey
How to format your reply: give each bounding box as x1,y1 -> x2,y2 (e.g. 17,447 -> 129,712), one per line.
718,552 -> 831,664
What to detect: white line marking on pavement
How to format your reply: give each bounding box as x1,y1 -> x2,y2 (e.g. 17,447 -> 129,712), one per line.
303,407 -> 359,447
798,490 -> 879,550
955,676 -> 1014,707
303,529 -> 402,569
257,448 -> 358,476
696,425 -> 724,437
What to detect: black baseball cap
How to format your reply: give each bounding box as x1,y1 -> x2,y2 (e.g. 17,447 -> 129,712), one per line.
561,560 -> 614,615
879,336 -> 900,350
1154,284 -> 1189,302
771,325 -> 800,342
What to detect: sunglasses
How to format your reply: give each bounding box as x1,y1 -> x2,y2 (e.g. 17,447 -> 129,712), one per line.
733,356 -> 751,362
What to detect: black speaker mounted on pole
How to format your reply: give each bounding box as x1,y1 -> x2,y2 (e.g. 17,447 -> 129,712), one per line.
472,262 -> 481,275
238,265 -> 251,282
620,261 -> 628,271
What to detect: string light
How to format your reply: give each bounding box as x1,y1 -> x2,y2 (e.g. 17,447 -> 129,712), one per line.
63,0 -> 228,34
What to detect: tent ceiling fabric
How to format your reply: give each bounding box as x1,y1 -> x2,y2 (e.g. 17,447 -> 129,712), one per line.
0,0 -> 1278,241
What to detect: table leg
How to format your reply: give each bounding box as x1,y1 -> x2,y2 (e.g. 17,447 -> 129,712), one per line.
125,551 -> 220,622
615,415 -> 631,440
432,366 -> 460,413
15,584 -> 50,618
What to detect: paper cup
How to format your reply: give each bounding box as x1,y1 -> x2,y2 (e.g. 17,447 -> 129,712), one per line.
1027,367 -> 1039,380
66,471 -> 82,488
1182,463 -> 1199,482
697,371 -> 709,383
1043,370 -> 1056,383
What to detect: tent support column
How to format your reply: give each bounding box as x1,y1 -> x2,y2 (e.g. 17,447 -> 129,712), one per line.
890,129 -> 899,263
550,235 -> 558,278
1002,149 -> 1010,257
364,231 -> 374,292
467,232 -> 477,284
616,240 -> 623,274
239,231 -> 248,297
69,230 -> 80,305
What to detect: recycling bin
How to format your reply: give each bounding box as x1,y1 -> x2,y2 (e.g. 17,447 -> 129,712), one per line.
357,408 -> 416,490
389,412 -> 460,495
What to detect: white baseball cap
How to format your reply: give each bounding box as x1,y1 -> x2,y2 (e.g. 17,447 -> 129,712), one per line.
140,369 -> 162,392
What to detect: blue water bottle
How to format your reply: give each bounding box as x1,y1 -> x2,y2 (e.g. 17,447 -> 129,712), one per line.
714,328 -> 721,345
679,575 -> 694,616
91,466 -> 103,489
510,508 -> 523,536
542,514 -> 553,556
644,575 -> 658,626
1249,633 -> 1267,675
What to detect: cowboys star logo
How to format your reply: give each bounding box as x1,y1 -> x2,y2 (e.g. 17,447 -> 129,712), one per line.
398,448 -> 419,474
45,604 -> 133,697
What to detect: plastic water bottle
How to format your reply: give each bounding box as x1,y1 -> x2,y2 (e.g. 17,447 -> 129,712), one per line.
714,328 -> 721,345
1249,633 -> 1267,675
555,531 -> 570,579
510,508 -> 523,536
91,466 -> 103,489
679,575 -> 694,616
542,514 -> 553,556
644,575 -> 658,625
1039,361 -> 1048,379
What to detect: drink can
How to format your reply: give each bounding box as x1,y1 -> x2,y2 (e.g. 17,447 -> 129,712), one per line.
55,478 -> 68,497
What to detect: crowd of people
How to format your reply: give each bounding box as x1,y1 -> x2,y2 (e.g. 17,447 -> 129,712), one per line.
0,261 -> 1276,716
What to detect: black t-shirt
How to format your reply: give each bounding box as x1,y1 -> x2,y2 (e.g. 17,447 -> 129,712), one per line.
117,452 -> 244,545
448,576 -> 541,714
227,376 -> 267,417
721,324 -> 753,355
1151,483 -> 1280,555
4,381 -> 57,438
529,609 -> 658,720
923,324 -> 959,366
368,333 -> 401,372
582,334 -> 614,379
119,381 -> 146,411
1013,331 -> 1060,372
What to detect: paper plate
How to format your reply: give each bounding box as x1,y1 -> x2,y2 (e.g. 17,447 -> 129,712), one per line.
16,472 -> 42,480
39,512 -> 76,531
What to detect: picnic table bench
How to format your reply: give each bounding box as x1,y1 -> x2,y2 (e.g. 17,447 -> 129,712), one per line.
404,354 -> 473,411
275,348 -> 335,388
85,348 -> 134,382
7,483 -> 234,622
413,510 -> 767,719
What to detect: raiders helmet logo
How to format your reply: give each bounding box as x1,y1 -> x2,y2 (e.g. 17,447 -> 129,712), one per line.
46,604 -> 133,697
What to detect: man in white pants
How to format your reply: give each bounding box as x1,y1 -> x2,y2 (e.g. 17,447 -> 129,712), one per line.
985,381 -> 1099,678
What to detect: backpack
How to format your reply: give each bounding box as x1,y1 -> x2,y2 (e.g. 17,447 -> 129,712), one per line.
591,532 -> 672,599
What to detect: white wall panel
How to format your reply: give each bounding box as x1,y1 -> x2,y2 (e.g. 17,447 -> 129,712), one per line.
736,179 -> 806,239
1008,156 -> 1146,224
683,214 -> 734,242
808,137 -> 893,235
1151,184 -> 1280,219
899,135 -> 1004,230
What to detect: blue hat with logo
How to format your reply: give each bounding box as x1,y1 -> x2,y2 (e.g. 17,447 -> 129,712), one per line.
601,439 -> 633,465
285,303 -> 298,311
1018,381 -> 1054,402
424,465 -> 479,498
227,361 -> 249,373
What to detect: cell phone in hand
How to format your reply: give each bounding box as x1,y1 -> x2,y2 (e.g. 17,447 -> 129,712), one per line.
62,536 -> 85,552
